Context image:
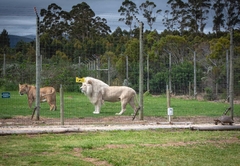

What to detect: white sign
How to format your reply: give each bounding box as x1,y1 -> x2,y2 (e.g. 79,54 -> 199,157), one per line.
168,108 -> 173,116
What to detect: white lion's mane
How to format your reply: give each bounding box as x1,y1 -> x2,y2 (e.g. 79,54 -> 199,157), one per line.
83,77 -> 109,104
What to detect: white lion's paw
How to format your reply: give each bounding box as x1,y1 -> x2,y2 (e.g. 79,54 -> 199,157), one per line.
93,111 -> 100,114
115,113 -> 122,115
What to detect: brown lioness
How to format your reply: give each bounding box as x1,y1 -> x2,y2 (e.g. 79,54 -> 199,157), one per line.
19,84 -> 57,111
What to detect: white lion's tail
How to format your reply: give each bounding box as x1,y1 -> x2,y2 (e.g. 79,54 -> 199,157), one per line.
135,93 -> 141,109
132,92 -> 141,120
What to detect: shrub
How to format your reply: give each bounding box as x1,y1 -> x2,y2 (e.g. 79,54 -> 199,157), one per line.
204,87 -> 216,101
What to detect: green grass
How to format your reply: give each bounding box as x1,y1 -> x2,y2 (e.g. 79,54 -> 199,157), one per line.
0,91 -> 240,119
0,130 -> 239,165
1,91 -> 240,165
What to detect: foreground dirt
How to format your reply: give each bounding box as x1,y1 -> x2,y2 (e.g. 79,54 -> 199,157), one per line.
1,115 -> 239,126
1,115 -> 240,135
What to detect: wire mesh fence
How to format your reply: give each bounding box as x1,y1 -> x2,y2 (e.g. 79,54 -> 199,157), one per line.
1,1 -> 240,125
0,54 -> 239,125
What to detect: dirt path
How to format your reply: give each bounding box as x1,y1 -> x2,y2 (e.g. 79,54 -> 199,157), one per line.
0,115 -> 230,126
0,116 -> 240,135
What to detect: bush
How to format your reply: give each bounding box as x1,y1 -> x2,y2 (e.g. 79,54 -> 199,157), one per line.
150,71 -> 167,94
204,87 -> 216,101
144,90 -> 152,97
0,79 -> 18,91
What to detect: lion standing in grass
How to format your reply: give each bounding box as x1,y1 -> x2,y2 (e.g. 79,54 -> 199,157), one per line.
79,77 -> 140,115
19,84 -> 57,111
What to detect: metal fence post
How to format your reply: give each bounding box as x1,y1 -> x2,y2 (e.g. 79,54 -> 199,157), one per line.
34,7 -> 40,120
139,21 -> 144,120
60,84 -> 64,125
229,28 -> 234,119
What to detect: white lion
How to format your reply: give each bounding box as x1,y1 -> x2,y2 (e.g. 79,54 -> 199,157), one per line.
79,77 -> 140,115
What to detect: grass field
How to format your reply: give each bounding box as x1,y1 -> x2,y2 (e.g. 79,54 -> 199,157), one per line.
0,129 -> 239,165
1,91 -> 240,165
0,91 -> 240,119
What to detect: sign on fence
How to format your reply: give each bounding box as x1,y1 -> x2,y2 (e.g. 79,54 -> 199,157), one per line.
167,108 -> 173,116
2,92 -> 10,98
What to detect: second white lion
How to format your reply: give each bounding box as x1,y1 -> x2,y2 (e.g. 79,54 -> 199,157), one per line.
80,77 -> 140,115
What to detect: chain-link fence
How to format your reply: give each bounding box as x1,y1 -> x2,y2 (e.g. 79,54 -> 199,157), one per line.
1,1 -> 240,125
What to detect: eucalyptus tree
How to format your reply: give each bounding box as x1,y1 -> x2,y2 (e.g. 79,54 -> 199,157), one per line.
212,0 -> 240,32
110,27 -> 129,54
212,0 -> 225,34
69,2 -> 111,41
222,0 -> 240,30
155,35 -> 188,65
40,3 -> 68,39
112,27 -> 124,38
139,0 -> 161,30
118,0 -> 139,34
186,0 -> 211,33
69,2 -> 95,41
91,16 -> 111,37
164,0 -> 211,34
164,0 -> 189,33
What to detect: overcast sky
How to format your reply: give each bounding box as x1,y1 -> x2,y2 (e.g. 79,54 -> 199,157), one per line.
0,0 -> 211,36
0,0 -> 171,36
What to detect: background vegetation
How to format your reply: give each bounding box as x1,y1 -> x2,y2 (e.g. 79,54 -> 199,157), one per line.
0,0 -> 240,99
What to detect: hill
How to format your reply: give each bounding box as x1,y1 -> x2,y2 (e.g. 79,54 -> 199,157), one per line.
9,35 -> 35,48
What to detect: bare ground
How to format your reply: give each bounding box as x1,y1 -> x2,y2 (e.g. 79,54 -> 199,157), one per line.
1,115 -> 239,126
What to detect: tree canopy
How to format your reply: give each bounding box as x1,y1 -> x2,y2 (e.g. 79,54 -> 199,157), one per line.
1,0 -> 240,97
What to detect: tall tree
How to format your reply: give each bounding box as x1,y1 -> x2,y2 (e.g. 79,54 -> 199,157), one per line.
164,0 -> 188,33
0,29 -> 10,52
69,2 -> 95,41
118,0 -> 139,33
69,2 -> 111,41
40,3 -> 68,39
91,16 -> 111,37
139,0 -> 161,30
212,0 -> 240,31
156,35 -> 188,64
223,0 -> 240,30
212,0 -> 225,33
186,0 -> 211,33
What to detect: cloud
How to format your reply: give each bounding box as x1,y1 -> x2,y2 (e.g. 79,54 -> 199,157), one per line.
0,0 -> 168,36
0,16 -> 36,35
